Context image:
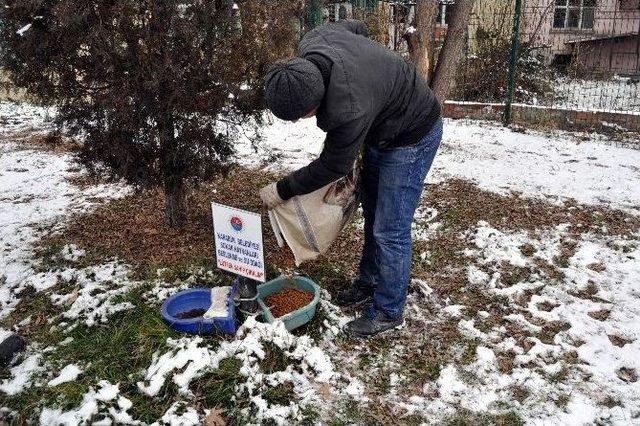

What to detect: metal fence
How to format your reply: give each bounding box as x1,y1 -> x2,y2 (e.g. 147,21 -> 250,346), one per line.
457,0 -> 640,132
319,0 -> 640,133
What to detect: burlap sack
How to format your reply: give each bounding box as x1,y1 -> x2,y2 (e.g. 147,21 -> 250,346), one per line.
268,167 -> 360,266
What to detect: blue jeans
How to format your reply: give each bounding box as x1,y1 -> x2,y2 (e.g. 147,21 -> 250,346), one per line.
358,118 -> 443,319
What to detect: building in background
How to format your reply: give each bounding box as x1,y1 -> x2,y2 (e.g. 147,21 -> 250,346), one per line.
524,0 -> 640,75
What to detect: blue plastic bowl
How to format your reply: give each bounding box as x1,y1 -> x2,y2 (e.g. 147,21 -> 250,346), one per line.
161,283 -> 237,335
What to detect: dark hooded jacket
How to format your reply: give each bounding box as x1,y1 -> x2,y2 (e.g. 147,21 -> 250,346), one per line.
277,20 -> 441,200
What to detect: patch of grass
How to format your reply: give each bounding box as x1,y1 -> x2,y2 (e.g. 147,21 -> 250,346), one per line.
299,405 -> 321,425
328,398 -> 400,426
119,390 -> 177,424
263,381 -> 295,406
536,300 -> 560,312
328,399 -> 361,426
532,258 -> 566,282
587,262 -> 606,272
554,393 -> 571,408
458,369 -> 480,385
616,366 -> 638,383
510,385 -> 530,403
439,205 -> 469,230
293,304 -> 329,341
372,371 -> 392,395
1,290 -> 64,342
519,243 -> 536,257
6,286 -> 207,423
608,334 -> 634,347
53,289 -> 179,385
304,262 -> 352,298
587,309 -> 611,321
408,359 -> 442,382
494,411 -> 525,426
476,313 -> 503,334
189,357 -> 243,411
600,395 -> 621,408
42,381 -> 90,410
500,266 -> 534,287
538,321 -> 571,345
260,342 -> 290,374
562,350 -> 582,364
553,240 -> 578,269
446,410 -> 524,426
549,365 -> 570,384
424,179 -> 640,238
355,338 -> 393,370
460,340 -> 480,365
584,281 -> 599,296
33,241 -> 74,272
496,352 -> 516,374
0,380 -> 91,423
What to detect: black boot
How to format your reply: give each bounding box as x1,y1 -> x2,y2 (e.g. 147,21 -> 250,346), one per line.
334,280 -> 373,308
344,308 -> 403,338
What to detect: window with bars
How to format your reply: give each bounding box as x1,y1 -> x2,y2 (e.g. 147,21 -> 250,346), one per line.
436,0 -> 454,26
553,0 -> 596,30
619,0 -> 640,11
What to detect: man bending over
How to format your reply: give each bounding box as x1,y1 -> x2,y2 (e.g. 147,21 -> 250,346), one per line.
260,20 -> 442,338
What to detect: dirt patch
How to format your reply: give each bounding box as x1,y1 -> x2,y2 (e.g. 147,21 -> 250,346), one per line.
519,243 -> 536,257
536,300 -> 560,312
0,131 -> 80,154
588,309 -> 611,321
568,281 -> 603,302
616,367 -> 638,383
422,179 -> 640,237
265,288 -> 314,318
608,335 -> 634,348
44,166 -> 363,278
587,262 -> 606,272
43,169 -> 638,309
538,321 -> 572,345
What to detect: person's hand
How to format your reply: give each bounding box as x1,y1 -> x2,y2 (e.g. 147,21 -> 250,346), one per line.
259,182 -> 284,209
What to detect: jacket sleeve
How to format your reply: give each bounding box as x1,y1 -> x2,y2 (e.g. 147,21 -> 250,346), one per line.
337,19 -> 369,38
276,116 -> 369,200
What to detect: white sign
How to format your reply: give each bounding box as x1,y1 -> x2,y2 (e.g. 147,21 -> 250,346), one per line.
211,202 -> 266,282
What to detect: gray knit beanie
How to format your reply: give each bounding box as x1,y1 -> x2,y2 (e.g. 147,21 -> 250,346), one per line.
264,58 -> 325,121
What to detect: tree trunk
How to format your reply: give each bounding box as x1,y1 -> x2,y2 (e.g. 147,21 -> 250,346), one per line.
158,113 -> 186,228
431,0 -> 477,103
406,0 -> 439,82
164,174 -> 186,229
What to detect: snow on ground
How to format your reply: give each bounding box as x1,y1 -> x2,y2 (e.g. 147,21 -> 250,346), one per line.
137,316 -> 341,424
47,261 -> 142,327
0,109 -> 129,320
551,76 -> 640,113
48,364 -> 82,387
457,222 -> 640,424
234,112 -> 640,424
434,121 -> 640,214
1,102 -> 640,424
39,380 -> 122,425
0,102 -> 54,135
0,353 -> 44,395
237,114 -> 640,215
0,102 -> 132,397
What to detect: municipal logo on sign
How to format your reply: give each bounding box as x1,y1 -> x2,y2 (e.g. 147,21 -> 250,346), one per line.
230,216 -> 243,232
